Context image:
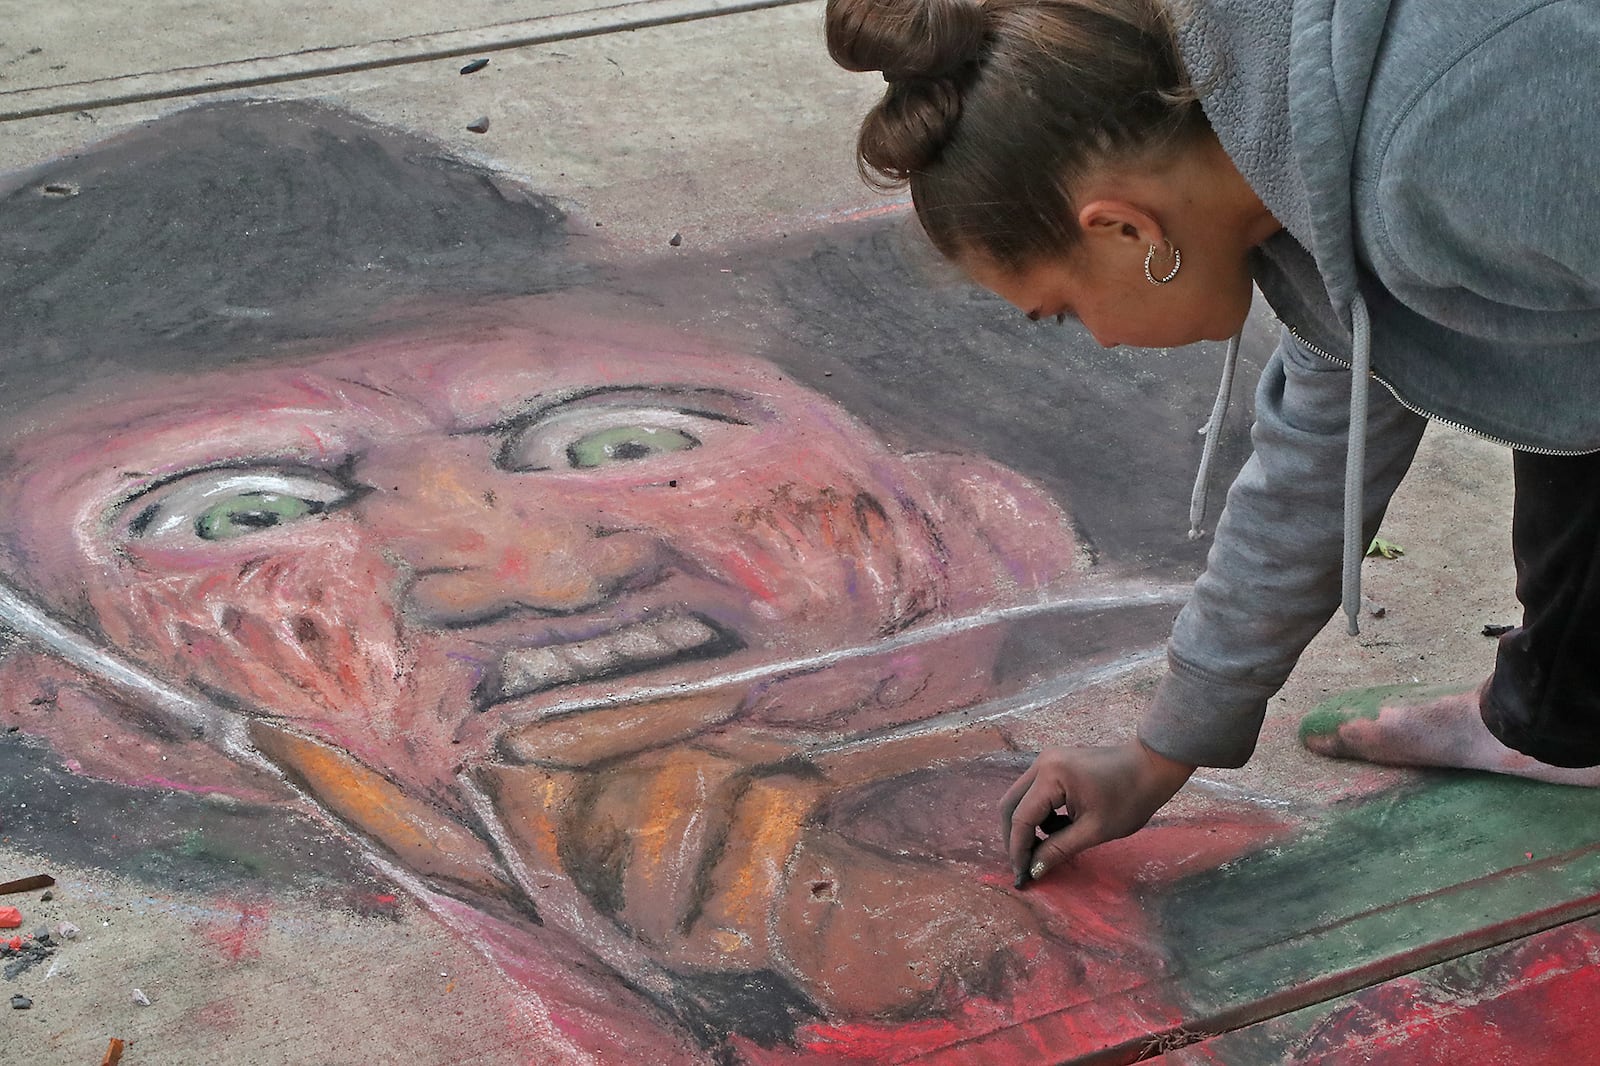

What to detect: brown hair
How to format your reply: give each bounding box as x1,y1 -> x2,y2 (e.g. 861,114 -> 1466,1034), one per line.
826,0 -> 1202,270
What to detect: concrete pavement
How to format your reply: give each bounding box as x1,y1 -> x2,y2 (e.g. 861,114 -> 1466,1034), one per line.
0,2 -> 1564,1063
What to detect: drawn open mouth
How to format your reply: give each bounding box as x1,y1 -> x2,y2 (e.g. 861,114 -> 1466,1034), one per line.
484,612 -> 742,705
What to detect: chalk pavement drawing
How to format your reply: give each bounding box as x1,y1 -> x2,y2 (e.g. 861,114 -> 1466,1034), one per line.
0,98 -> 1405,1062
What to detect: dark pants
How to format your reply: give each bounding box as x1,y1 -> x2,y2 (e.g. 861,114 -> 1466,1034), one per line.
1481,450 -> 1600,767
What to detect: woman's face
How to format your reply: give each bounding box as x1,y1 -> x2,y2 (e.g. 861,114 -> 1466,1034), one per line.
0,314 -> 1072,788
962,234 -> 1256,349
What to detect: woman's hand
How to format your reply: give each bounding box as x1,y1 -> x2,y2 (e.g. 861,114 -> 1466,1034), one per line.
999,740 -> 1196,886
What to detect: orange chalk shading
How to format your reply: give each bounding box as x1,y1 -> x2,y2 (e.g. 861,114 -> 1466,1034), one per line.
249,721 -> 513,900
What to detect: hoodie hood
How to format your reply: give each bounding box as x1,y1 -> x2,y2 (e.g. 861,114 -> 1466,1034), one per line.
1177,0 -> 1401,313
1173,0 -> 1392,325
1173,0 -> 1395,633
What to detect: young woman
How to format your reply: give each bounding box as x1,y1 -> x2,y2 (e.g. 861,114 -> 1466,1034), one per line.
825,0 -> 1600,885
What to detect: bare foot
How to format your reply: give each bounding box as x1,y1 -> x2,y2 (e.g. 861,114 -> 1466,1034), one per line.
1299,683 -> 1600,787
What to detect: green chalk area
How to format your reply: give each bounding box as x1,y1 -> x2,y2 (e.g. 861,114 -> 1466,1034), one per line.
1297,682 -> 1470,741
1160,774 -> 1600,1027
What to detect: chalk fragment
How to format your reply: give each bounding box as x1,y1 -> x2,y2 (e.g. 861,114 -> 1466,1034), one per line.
0,874 -> 53,896
459,58 -> 489,74
103,1038 -> 126,1066
131,988 -> 151,1007
57,921 -> 79,940
9,994 -> 30,1010
0,907 -> 22,929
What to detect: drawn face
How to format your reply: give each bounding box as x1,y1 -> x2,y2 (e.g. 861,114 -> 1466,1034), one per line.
0,311 -> 1071,789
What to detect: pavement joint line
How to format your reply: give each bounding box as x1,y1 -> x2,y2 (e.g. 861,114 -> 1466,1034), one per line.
1124,889 -> 1600,1065
0,0 -> 816,124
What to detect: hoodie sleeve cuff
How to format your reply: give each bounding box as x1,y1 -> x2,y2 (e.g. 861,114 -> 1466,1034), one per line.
1138,655 -> 1279,769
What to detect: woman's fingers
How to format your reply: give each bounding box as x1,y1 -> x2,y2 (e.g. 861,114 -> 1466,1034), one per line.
1005,773 -> 1066,881
998,762 -> 1037,836
1037,809 -> 1074,836
1028,815 -> 1103,880
999,741 -> 1197,888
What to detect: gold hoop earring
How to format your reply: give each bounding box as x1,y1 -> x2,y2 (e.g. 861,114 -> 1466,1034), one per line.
1144,239 -> 1181,285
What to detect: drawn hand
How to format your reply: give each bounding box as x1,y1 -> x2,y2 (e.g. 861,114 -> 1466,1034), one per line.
999,740 -> 1195,885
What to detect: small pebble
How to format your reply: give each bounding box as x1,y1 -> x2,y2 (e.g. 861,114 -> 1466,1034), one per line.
1482,622 -> 1514,637
10,994 -> 30,1010
131,989 -> 151,1007
465,116 -> 490,134
459,58 -> 489,75
668,232 -> 682,247
57,922 -> 79,940
39,891 -> 52,902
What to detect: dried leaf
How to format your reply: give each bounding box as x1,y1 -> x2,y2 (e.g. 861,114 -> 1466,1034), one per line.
1366,537 -> 1405,560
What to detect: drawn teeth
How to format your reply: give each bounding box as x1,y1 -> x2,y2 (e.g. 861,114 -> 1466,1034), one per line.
498,614 -> 722,696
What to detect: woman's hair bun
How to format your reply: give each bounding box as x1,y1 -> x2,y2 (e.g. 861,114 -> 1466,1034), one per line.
826,0 -> 986,187
825,0 -> 986,83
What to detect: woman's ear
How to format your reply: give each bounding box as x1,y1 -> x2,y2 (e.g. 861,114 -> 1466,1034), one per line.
1076,199 -> 1165,248
0,648 -> 294,804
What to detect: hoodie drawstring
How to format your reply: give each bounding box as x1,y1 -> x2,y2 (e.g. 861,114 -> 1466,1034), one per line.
1187,303 -> 1372,639
1188,332 -> 1242,540
1341,295 -> 1372,635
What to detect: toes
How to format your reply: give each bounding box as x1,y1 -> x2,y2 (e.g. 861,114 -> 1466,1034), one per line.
1297,683 -> 1471,761
1298,707 -> 1377,759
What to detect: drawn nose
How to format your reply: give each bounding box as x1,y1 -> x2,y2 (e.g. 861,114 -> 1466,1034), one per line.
359,456 -> 663,626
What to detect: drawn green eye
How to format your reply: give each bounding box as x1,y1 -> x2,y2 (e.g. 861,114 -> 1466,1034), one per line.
498,396 -> 750,473
122,468 -> 351,545
566,425 -> 699,468
195,492 -> 323,541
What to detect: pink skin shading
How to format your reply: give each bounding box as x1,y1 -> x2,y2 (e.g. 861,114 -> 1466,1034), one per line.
3,299 -> 1250,1057
0,304 -> 1075,796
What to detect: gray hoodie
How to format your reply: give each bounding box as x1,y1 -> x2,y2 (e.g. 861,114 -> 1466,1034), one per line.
1143,0 -> 1600,767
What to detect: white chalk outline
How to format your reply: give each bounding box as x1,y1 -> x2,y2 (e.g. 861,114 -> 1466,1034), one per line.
0,572 -> 1184,1057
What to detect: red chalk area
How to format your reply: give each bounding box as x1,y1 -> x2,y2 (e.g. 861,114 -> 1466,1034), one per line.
1162,915 -> 1600,1065
0,906 -> 22,929
796,778 -> 1600,1065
